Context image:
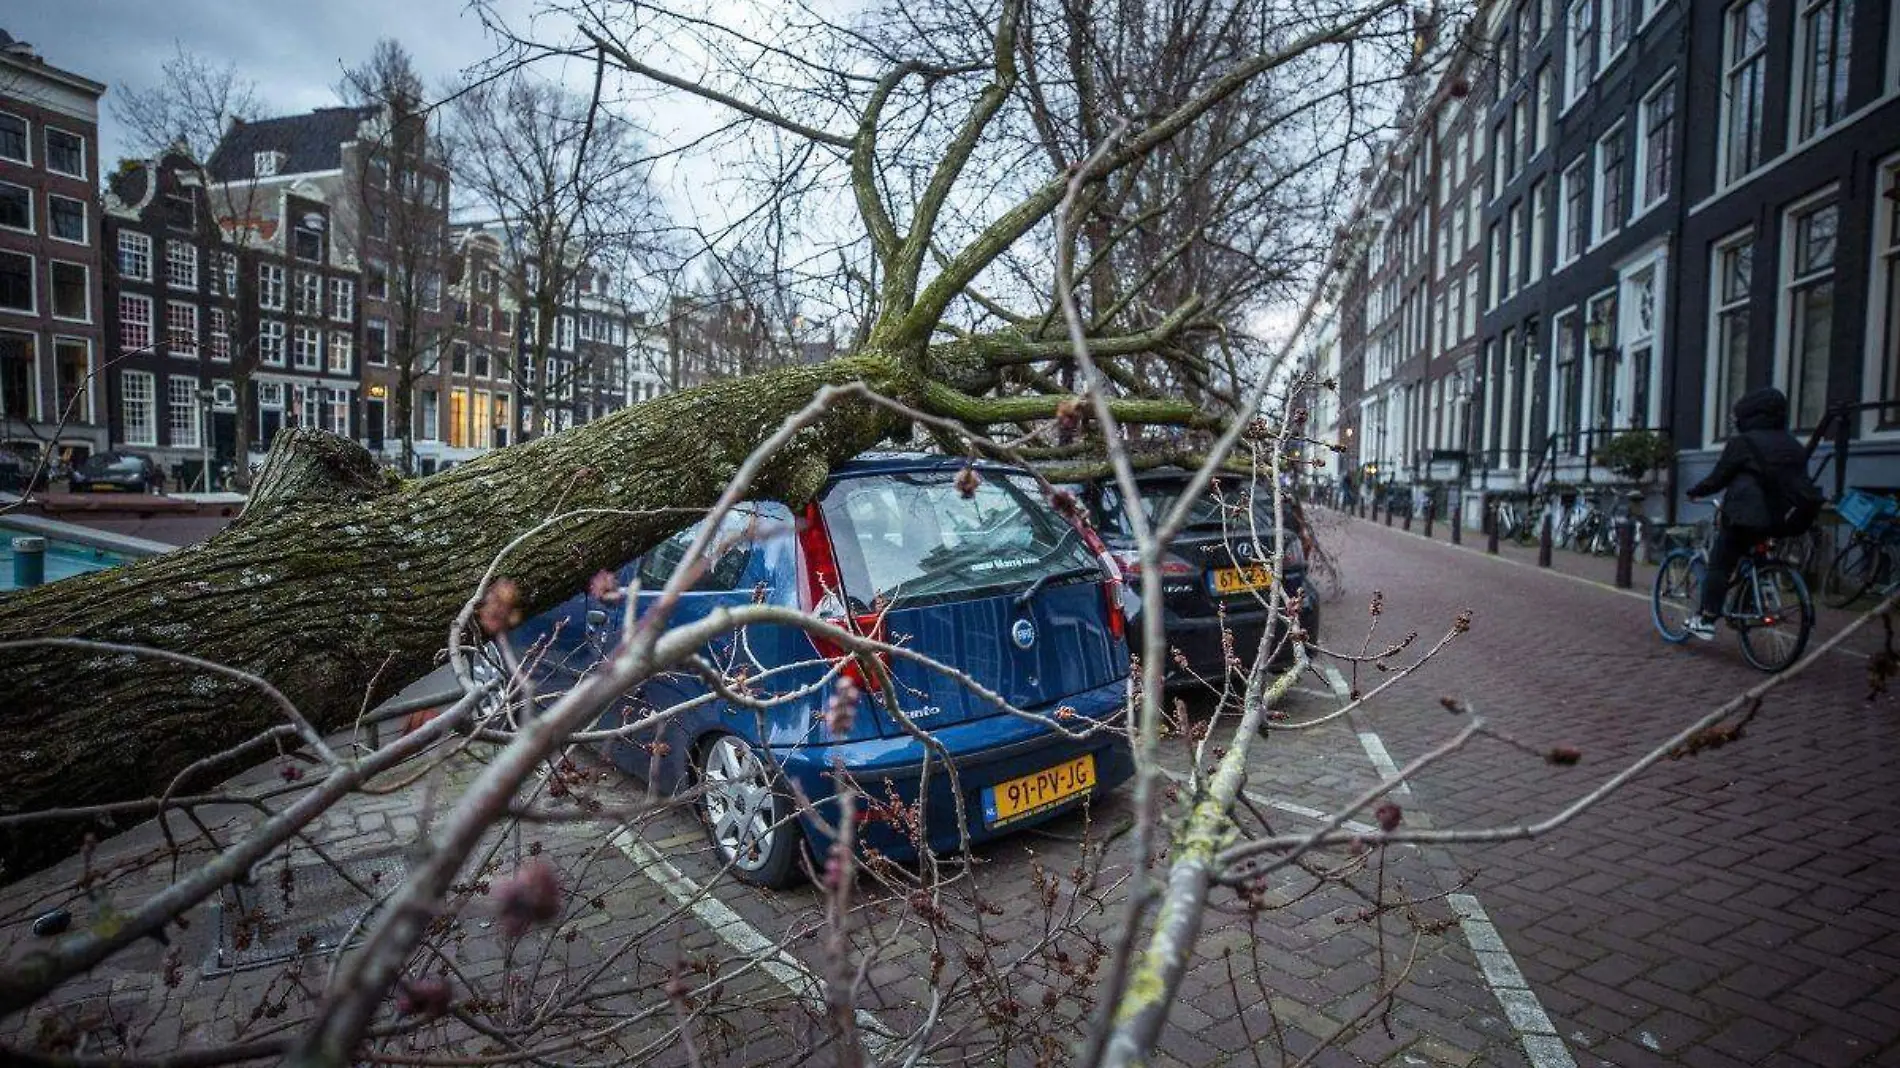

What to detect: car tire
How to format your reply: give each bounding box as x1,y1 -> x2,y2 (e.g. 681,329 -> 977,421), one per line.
693,733 -> 802,889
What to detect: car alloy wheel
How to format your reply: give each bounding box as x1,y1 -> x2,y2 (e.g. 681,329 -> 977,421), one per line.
696,734 -> 798,886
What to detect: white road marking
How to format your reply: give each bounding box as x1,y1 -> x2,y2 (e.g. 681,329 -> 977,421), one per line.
1320,664 -> 1351,700
1354,731 -> 1412,797
1448,893 -> 1578,1068
609,830 -> 913,1062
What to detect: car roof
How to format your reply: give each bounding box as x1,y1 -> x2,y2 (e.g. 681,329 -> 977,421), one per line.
831,451 -> 1025,478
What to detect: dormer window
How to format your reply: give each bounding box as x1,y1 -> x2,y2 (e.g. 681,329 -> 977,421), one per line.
254,150 -> 285,178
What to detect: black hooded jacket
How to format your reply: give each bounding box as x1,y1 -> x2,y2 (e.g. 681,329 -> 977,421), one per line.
1686,387 -> 1807,531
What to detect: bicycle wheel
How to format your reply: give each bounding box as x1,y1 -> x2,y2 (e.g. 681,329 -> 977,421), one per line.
1738,562 -> 1814,673
1822,538 -> 1883,608
1652,549 -> 1704,643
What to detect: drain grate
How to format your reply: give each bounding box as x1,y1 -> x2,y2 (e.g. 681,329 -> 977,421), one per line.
205,850 -> 408,975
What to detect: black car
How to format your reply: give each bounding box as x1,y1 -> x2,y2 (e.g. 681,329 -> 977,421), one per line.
68,452 -> 165,494
1075,468 -> 1319,688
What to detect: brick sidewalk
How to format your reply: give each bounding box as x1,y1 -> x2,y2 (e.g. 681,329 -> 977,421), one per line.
1303,515 -> 1900,1067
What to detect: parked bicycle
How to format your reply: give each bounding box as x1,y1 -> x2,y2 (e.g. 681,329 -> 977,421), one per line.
1493,493 -> 1545,547
1820,489 -> 1900,609
1652,502 -> 1814,672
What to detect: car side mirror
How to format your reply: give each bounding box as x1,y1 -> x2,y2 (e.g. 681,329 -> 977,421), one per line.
585,609 -> 607,629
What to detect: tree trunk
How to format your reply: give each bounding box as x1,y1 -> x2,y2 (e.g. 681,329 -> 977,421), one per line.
0,355 -> 910,881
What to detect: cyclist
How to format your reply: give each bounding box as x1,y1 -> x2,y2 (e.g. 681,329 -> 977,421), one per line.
1682,387 -> 1807,640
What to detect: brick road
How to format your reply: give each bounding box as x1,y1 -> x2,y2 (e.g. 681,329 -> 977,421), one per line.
2,509 -> 1894,1066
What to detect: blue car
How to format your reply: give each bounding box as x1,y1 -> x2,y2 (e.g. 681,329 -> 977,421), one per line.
512,454 -> 1134,887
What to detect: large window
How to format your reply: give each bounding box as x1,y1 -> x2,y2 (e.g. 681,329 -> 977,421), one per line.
1637,77 -> 1675,212
1720,0 -> 1768,186
167,301 -> 198,357
44,128 -> 85,178
54,338 -> 88,421
0,251 -> 33,312
259,320 -> 286,366
419,389 -> 439,441
1601,0 -> 1633,61
1529,179 -> 1549,284
48,195 -> 85,243
1492,117 -> 1512,200
293,326 -> 323,371
1559,156 -> 1588,263
449,387 -> 470,447
1534,65 -> 1553,157
0,182 -> 28,232
119,294 -> 153,353
1566,0 -> 1597,104
1876,162 -> 1900,431
118,232 -> 152,283
1507,202 -> 1524,294
208,308 -> 230,361
328,331 -> 353,375
1708,233 -> 1754,445
50,262 -> 87,321
259,264 -> 286,310
1782,197 -> 1837,429
166,241 -> 198,290
329,278 -> 354,322
1795,0 -> 1854,142
121,370 -> 156,447
169,376 -> 201,449
1553,309 -> 1584,452
1,332 -> 36,422
1593,126 -> 1625,243
366,318 -> 388,366
295,272 -> 322,317
0,113 -> 26,163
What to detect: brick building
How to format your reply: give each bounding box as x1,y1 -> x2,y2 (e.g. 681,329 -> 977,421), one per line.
0,28 -> 106,464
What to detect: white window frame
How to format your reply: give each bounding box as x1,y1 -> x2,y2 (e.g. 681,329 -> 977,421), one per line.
254,150 -> 282,178
1534,65 -> 1553,158
48,260 -> 88,323
293,325 -> 323,371
49,336 -> 93,426
295,271 -> 322,317
1565,0 -> 1597,108
168,375 -> 202,449
1507,202 -> 1524,295
1791,0 -> 1854,145
209,307 -> 231,362
119,293 -> 153,354
1599,0 -> 1633,71
419,389 -> 440,441
329,277 -> 355,322
43,126 -> 86,180
0,110 -> 28,165
258,263 -> 286,311
167,300 -> 198,357
1705,229 -> 1755,446
1865,156 -> 1900,437
121,370 -> 157,447
165,241 -> 199,290
1529,178 -> 1549,284
259,320 -> 286,367
0,250 -> 35,315
366,318 -> 388,366
46,193 -> 86,245
1617,254 -> 1665,430
1718,0 -> 1769,189
329,331 -> 353,375
1633,74 -> 1676,218
0,180 -> 31,235
1592,124 -> 1626,246
1557,155 -> 1588,267
1775,188 -> 1840,431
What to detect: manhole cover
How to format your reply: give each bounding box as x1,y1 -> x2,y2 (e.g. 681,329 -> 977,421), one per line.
205,851 -> 407,975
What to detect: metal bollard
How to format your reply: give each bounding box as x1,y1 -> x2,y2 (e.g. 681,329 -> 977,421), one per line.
1423,499 -> 1435,539
12,536 -> 46,588
1486,500 -> 1500,555
1615,517 -> 1635,588
1450,500 -> 1462,544
1402,501 -> 1412,531
1385,500 -> 1394,526
1538,512 -> 1553,567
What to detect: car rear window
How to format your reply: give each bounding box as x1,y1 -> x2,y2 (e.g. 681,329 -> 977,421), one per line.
821,471 -> 1098,606
1102,479 -> 1294,536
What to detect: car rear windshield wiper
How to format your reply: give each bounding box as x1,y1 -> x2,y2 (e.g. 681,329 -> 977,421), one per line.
1012,565 -> 1102,608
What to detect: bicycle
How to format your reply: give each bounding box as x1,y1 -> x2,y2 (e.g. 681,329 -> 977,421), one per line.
1651,503 -> 1815,672
1494,493 -> 1545,547
1820,513 -> 1899,609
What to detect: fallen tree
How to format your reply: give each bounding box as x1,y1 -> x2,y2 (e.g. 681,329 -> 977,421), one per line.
0,0 -> 1414,881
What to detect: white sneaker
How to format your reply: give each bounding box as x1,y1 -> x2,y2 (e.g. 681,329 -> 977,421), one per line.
1682,615 -> 1718,642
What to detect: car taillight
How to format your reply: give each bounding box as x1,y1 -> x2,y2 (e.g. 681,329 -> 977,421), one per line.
1060,508 -> 1127,641
797,502 -> 887,692
1109,549 -> 1196,578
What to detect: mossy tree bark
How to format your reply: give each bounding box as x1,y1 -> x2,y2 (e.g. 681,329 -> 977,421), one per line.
0,356 -> 910,879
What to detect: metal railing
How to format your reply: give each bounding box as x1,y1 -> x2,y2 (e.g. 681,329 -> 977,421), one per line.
1807,400 -> 1900,499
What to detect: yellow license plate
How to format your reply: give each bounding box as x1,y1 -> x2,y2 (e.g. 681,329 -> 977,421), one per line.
984,754 -> 1096,827
1212,566 -> 1272,594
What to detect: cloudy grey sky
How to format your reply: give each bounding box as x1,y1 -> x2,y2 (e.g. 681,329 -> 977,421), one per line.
5,0 -> 524,167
